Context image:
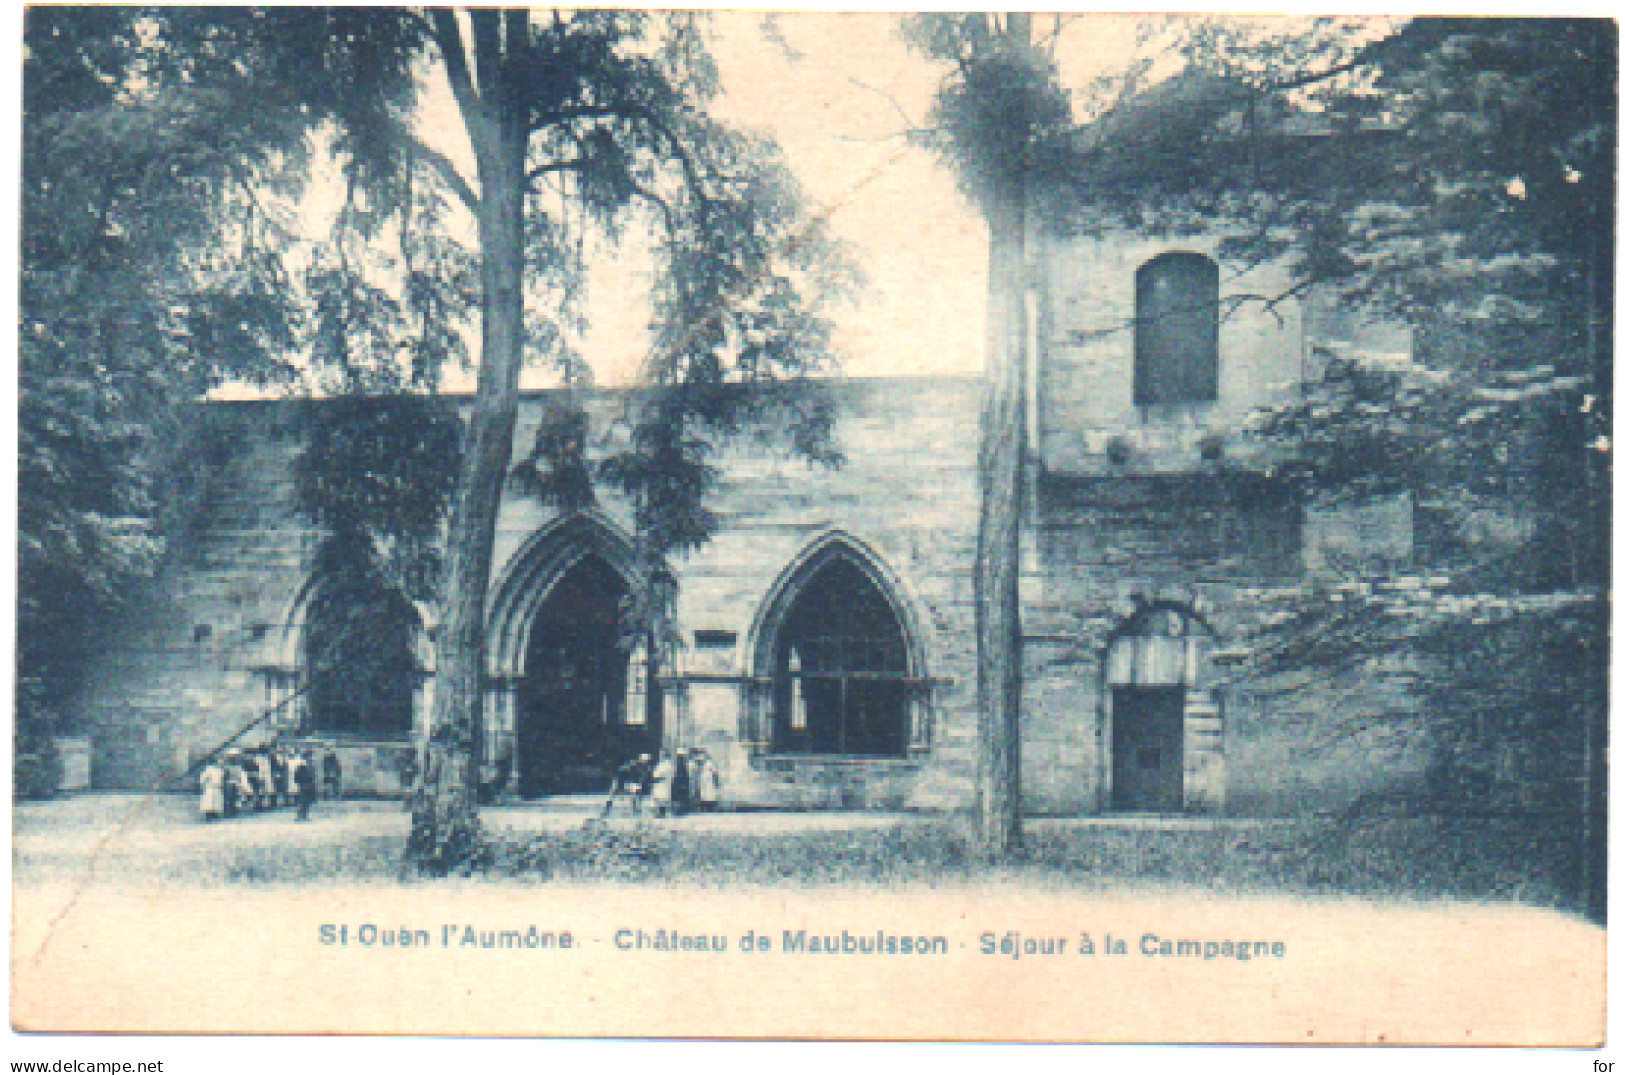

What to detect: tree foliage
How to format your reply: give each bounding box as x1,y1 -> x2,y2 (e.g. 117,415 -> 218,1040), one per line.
903,15 -> 1073,214
18,8 -> 468,790
20,10 -> 854,839
294,394 -> 463,600
1085,19 -> 1612,835
18,8 -> 320,791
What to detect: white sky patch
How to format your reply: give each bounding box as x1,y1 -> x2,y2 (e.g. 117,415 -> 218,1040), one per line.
425,13 -> 1157,391
211,13 -> 1195,398
577,12 -> 997,388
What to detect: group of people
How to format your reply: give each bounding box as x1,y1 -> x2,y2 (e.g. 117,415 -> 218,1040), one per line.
197,744 -> 337,822
603,747 -> 722,819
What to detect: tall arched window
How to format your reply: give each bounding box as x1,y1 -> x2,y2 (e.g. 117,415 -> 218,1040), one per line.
304,575 -> 420,737
771,556 -> 909,757
1134,252 -> 1219,407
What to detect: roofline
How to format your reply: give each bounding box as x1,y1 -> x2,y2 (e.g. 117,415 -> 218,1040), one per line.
195,372 -> 982,409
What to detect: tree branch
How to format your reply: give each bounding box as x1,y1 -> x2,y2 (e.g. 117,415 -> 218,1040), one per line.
469,9 -> 503,110
537,102 -> 715,229
430,10 -> 481,127
847,77 -> 918,132
408,132 -> 480,213
625,175 -> 678,234
504,8 -> 531,64
1219,278 -> 1316,327
1256,27 -> 1406,95
1065,277 -> 1319,344
527,102 -> 709,200
524,157 -> 586,186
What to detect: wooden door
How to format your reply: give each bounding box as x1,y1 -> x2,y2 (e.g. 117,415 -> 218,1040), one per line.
1112,686 -> 1185,812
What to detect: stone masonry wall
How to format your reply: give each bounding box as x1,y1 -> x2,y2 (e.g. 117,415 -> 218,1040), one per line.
1036,230 -> 1307,476
73,372 -> 1419,813
1036,229 -> 1412,478
72,380 -> 989,810
76,403 -> 317,790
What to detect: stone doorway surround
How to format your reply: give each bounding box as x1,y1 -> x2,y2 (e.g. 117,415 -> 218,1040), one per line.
1098,598 -> 1226,815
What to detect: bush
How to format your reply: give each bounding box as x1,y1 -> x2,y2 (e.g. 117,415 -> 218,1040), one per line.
13,693 -> 62,800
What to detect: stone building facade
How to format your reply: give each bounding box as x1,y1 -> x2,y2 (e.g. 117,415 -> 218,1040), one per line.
73,233 -> 1421,815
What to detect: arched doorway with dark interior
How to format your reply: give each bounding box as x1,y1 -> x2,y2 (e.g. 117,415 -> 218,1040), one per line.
517,554 -> 660,797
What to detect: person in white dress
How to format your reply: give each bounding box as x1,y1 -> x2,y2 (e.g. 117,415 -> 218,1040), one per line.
690,749 -> 722,812
198,760 -> 226,821
648,751 -> 676,818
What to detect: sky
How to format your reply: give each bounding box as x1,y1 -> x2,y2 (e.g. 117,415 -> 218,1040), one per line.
404,11 -> 1153,392
584,12 -> 1156,387
579,11 -> 989,388
198,11 -> 1410,399
217,12 -> 1385,397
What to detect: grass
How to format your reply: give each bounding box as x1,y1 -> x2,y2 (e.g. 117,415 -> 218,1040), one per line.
477,819 -> 976,887
14,794 -> 1589,913
218,832 -> 412,884
475,814 -> 1588,911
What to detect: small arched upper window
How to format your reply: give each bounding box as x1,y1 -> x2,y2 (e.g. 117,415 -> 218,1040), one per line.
1134,252 -> 1219,407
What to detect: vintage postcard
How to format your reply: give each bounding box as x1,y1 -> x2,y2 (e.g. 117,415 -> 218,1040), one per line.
11,8 -> 1610,1046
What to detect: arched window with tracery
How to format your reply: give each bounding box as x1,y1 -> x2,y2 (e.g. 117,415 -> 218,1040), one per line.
303,572 -> 420,738
769,555 -> 911,757
1134,251 -> 1220,408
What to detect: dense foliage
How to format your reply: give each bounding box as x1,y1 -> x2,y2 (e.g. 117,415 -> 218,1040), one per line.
19,10 -> 855,865
1074,19 -> 1611,859
1242,22 -> 1606,812
19,9 -> 319,792
18,9 -> 463,792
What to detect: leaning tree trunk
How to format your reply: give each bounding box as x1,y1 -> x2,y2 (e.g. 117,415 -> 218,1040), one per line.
407,56 -> 528,874
973,159 -> 1029,858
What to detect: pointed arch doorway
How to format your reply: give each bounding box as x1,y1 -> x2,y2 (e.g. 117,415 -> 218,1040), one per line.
516,553 -> 661,797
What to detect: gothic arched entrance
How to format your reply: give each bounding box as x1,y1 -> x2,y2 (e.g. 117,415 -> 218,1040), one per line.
515,554 -> 660,796
304,576 -> 420,739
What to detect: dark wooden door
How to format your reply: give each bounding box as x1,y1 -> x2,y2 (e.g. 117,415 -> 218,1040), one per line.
1112,686 -> 1185,812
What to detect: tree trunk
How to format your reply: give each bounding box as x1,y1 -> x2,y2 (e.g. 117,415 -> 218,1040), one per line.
1580,141 -> 1612,924
407,46 -> 528,874
974,159 -> 1029,858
